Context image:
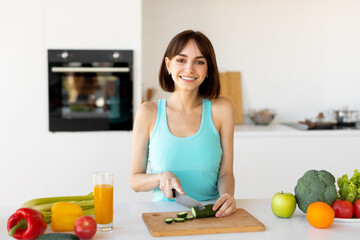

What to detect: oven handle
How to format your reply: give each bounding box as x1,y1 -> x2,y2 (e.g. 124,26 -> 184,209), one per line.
51,67 -> 130,73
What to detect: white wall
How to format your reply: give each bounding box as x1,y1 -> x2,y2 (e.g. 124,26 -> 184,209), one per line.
142,0 -> 360,122
0,0 -> 149,207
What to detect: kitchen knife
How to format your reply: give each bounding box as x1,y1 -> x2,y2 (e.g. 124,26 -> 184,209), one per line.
172,189 -> 205,210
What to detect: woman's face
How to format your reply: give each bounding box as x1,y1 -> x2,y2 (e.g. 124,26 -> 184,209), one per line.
165,39 -> 208,93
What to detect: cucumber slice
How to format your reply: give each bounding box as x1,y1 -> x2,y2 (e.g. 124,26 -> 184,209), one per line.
191,207 -> 197,218
164,217 -> 174,224
174,217 -> 185,222
185,214 -> 194,220
177,211 -> 188,218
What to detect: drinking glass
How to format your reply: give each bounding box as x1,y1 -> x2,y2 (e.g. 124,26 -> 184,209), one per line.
93,171 -> 114,231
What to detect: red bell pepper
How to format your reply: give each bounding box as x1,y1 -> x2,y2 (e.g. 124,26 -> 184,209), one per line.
7,208 -> 47,240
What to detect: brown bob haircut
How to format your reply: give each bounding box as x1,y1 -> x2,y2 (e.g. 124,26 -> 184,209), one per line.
159,30 -> 220,99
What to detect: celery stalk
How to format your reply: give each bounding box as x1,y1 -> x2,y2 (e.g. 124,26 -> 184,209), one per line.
41,211 -> 51,223
22,193 -> 94,208
32,200 -> 94,212
84,208 -> 95,216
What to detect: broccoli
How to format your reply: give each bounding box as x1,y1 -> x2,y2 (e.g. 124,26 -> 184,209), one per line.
294,169 -> 337,213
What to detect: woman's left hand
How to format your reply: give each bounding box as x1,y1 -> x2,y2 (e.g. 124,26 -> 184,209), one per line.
212,193 -> 236,217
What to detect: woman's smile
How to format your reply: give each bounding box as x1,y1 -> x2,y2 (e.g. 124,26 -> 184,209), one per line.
180,75 -> 197,82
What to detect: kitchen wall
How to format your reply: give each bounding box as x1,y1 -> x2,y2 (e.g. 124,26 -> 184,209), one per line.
1,0 -> 360,207
0,0 -> 147,207
142,0 -> 360,122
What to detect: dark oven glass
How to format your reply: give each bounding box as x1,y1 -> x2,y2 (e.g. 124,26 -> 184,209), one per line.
48,50 -> 133,131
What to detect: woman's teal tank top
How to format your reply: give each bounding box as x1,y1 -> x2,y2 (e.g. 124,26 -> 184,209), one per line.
148,98 -> 223,202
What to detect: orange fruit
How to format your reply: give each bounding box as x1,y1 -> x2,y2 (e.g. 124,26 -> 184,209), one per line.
306,201 -> 335,228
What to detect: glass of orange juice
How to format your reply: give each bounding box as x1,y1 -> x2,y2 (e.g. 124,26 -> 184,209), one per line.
93,171 -> 114,231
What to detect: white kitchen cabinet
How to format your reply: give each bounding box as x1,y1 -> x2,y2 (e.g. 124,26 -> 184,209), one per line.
233,124 -> 360,199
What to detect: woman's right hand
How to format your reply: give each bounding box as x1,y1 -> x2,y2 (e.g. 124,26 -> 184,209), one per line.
159,171 -> 184,199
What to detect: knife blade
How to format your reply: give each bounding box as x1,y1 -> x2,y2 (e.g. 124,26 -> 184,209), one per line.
172,189 -> 205,210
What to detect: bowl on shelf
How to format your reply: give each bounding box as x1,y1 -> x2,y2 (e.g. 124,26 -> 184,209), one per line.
248,109 -> 276,125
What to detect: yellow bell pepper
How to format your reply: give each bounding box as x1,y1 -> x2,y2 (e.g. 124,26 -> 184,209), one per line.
50,202 -> 83,232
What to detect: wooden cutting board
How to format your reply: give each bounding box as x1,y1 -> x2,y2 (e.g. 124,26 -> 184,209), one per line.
142,208 -> 265,237
219,71 -> 243,124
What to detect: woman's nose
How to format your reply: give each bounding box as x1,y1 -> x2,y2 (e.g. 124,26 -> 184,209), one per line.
185,62 -> 194,72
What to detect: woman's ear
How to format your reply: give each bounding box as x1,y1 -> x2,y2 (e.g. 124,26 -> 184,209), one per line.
165,57 -> 171,74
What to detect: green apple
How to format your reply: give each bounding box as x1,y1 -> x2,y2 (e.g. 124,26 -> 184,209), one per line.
271,191 -> 296,218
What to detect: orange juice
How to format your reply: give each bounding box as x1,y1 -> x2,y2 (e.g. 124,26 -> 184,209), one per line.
94,184 -> 113,224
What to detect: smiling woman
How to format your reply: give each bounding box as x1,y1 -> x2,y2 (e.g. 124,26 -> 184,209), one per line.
130,30 -> 236,218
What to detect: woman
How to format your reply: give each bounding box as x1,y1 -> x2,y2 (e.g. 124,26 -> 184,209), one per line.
130,30 -> 235,217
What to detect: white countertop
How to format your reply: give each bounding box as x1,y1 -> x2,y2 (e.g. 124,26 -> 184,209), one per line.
1,199 -> 359,240
234,123 -> 360,137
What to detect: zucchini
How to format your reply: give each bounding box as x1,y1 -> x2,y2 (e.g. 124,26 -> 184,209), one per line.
177,211 -> 188,218
191,204 -> 218,218
38,233 -> 80,240
164,217 -> 174,224
185,214 -> 194,220
174,217 -> 185,222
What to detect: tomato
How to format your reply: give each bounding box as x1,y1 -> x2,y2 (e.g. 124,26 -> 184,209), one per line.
331,199 -> 354,218
354,199 -> 360,218
74,216 -> 97,239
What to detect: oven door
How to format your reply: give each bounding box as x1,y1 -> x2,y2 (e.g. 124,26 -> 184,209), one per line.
48,50 -> 133,132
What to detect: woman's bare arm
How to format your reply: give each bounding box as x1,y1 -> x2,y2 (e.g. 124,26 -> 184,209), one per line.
211,97 -> 236,217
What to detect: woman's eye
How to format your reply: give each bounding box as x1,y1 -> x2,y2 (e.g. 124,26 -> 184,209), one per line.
176,58 -> 185,63
196,61 -> 205,65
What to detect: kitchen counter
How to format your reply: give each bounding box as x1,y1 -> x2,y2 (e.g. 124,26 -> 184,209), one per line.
234,123 -> 360,137
1,199 -> 359,240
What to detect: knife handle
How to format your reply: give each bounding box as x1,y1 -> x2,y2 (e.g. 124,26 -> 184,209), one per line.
172,189 -> 176,198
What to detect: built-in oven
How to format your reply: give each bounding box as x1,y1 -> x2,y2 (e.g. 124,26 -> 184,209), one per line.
48,50 -> 133,132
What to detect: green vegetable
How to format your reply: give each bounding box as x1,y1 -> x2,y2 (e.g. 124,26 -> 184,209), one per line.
191,204 -> 218,218
337,169 -> 360,203
294,169 -> 337,213
164,217 -> 173,224
22,193 -> 94,209
185,215 -> 194,220
177,211 -> 188,218
174,218 -> 185,222
38,233 -> 80,240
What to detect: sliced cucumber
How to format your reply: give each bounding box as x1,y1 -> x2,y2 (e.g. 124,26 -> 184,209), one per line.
174,217 -> 185,222
191,207 -> 197,218
177,211 -> 188,218
191,204 -> 217,218
185,214 -> 194,220
164,217 -> 174,224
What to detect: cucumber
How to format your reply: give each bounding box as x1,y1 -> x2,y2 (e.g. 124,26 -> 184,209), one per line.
38,233 -> 80,240
164,217 -> 174,224
191,204 -> 218,218
177,211 -> 188,218
185,214 -> 194,220
174,217 -> 185,222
